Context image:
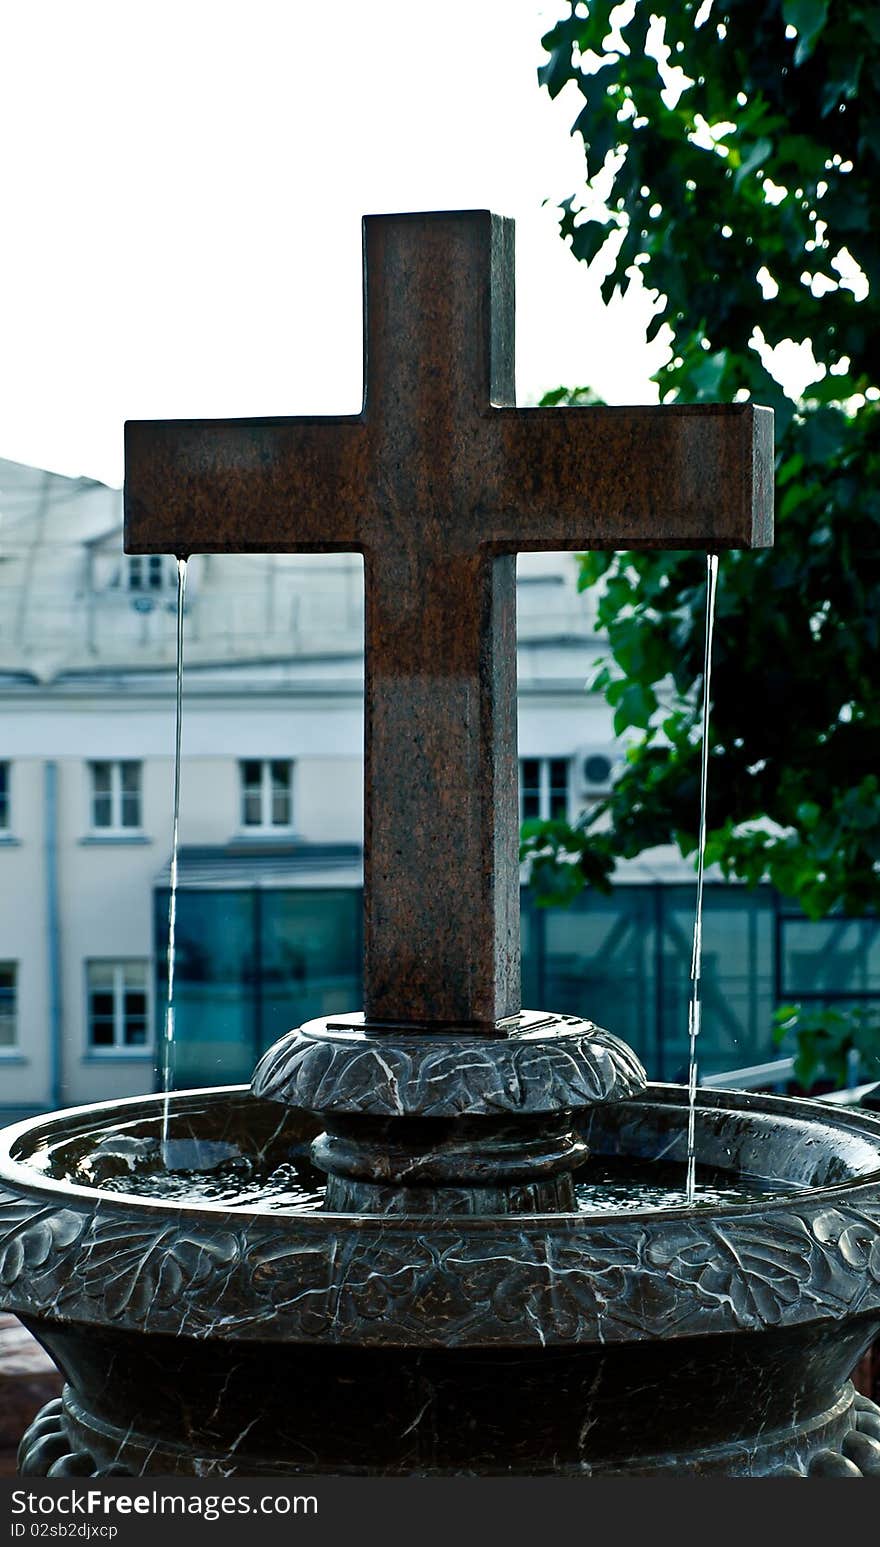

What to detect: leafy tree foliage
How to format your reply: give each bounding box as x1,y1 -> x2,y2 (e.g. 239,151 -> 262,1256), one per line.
529,1 -> 880,1083
773,1002 -> 880,1088
529,0 -> 880,928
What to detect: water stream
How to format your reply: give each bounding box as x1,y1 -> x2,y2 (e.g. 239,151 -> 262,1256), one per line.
161,557 -> 188,1154
685,553 -> 719,1205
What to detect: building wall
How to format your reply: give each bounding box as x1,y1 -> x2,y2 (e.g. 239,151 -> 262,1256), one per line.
0,758 -> 51,1111
296,759 -> 363,843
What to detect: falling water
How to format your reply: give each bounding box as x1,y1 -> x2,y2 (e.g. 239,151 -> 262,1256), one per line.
161,558 -> 188,1152
685,553 -> 719,1206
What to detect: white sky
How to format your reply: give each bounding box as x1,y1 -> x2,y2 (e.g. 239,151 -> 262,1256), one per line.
0,0 -> 667,488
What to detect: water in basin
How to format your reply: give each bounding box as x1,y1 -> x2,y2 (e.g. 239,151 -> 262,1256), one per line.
24,1127 -> 783,1214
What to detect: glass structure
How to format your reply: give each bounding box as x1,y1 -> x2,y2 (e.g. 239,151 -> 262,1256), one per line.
155,887 -> 362,1086
153,882 -> 880,1089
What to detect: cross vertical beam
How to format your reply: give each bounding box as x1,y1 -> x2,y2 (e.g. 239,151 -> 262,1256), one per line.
364,547 -> 519,1026
359,214 -> 519,1025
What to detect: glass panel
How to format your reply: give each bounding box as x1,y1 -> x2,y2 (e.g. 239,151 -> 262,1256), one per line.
519,897 -> 541,1007
93,794 -> 113,828
259,890 -> 361,1053
270,761 -> 292,823
89,962 -> 116,1048
91,763 -> 113,827
120,792 -> 141,828
543,890 -> 656,1075
548,758 -> 569,819
0,762 -> 8,828
658,887 -> 776,1081
154,890 -> 257,1085
520,758 -> 541,821
241,762 -> 263,826
271,790 -> 291,825
0,962 -> 15,1047
154,888 -> 360,1085
243,792 -> 263,826
88,958 -> 117,1046
782,916 -> 880,997
120,764 -> 141,825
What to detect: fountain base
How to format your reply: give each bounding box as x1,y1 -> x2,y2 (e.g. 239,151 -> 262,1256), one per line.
16,1377 -> 880,1478
4,1084 -> 880,1479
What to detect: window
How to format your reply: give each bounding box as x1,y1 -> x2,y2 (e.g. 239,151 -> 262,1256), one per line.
127,555 -> 170,593
0,964 -> 17,1048
0,762 -> 8,830
519,757 -> 570,821
87,961 -> 150,1051
89,761 -> 142,830
240,760 -> 293,830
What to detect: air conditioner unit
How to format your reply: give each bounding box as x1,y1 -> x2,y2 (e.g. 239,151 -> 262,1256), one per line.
574,745 -> 619,798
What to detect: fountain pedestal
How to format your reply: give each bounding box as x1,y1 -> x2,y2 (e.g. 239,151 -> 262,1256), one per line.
252,1011 -> 645,1214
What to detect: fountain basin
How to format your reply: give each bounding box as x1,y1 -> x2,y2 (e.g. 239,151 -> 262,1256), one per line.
2,1085 -> 880,1476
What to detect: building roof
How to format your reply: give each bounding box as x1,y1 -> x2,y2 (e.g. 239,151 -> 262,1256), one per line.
154,842 -> 364,889
0,453 -> 600,687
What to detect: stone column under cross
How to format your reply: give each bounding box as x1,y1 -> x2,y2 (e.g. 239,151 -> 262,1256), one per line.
125,209 -> 773,1035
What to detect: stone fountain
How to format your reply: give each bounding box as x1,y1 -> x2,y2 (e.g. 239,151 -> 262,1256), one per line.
2,212 -> 880,1478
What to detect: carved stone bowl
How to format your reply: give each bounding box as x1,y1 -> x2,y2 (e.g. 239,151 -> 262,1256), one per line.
2,1085 -> 880,1477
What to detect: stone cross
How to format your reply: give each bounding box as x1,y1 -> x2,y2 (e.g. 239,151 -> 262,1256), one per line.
125,210 -> 773,1034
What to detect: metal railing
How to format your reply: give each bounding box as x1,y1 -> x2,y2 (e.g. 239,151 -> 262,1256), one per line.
699,1057 -> 796,1093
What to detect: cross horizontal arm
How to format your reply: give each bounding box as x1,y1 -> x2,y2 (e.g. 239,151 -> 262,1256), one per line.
480,403 -> 773,552
125,416 -> 372,555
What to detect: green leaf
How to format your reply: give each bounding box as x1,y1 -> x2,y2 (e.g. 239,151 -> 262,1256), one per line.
782,0 -> 830,64
733,137 -> 773,190
690,349 -> 730,399
612,682 -> 657,734
796,801 -> 821,829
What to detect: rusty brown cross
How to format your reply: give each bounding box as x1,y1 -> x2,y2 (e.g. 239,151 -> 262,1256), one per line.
125,210 -> 773,1033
